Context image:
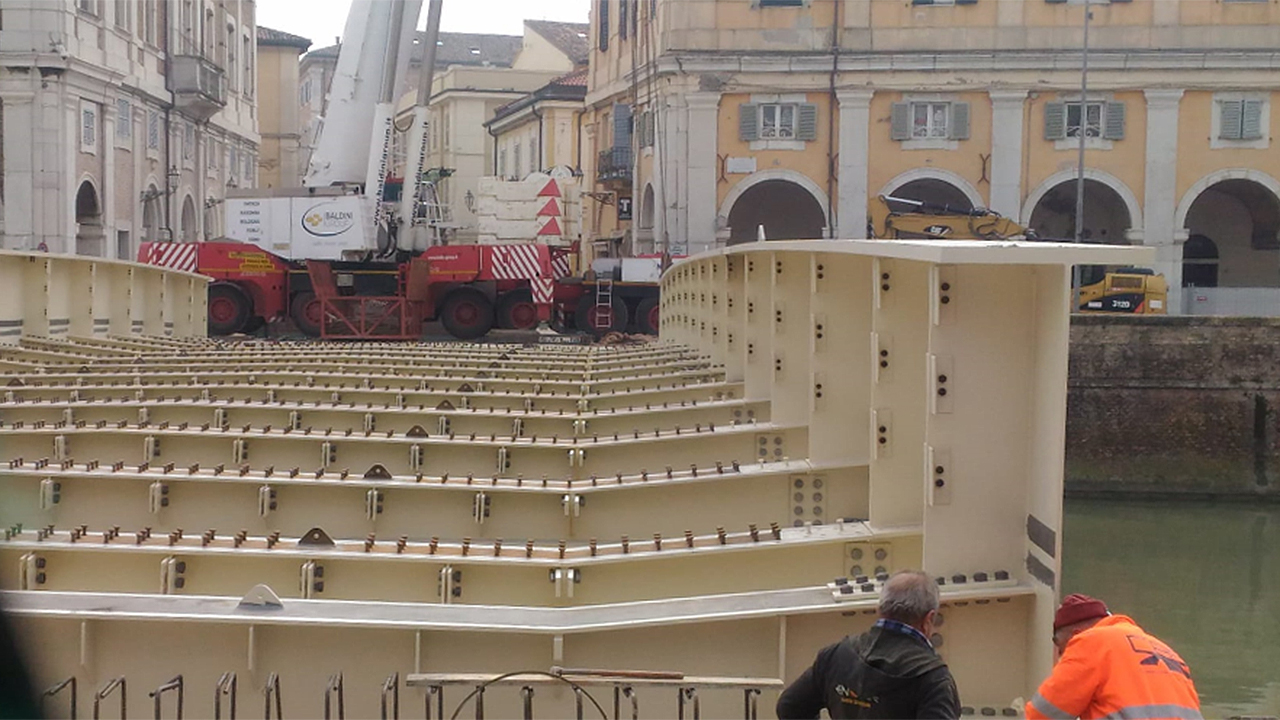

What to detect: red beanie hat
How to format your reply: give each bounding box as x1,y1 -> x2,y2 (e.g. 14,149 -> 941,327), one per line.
1054,594 -> 1109,631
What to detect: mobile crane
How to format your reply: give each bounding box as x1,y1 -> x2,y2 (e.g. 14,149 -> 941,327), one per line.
140,0 -> 635,339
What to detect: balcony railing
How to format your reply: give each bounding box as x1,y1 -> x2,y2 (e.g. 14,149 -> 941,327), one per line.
598,147 -> 633,183
168,55 -> 226,120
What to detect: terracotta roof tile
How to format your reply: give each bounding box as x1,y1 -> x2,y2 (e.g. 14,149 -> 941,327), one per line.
524,20 -> 591,67
257,26 -> 312,50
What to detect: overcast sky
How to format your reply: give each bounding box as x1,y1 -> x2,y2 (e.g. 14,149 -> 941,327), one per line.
257,0 -> 590,48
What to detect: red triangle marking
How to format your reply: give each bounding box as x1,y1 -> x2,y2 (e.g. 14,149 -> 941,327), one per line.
537,217 -> 563,236
537,198 -> 561,217
538,179 -> 561,198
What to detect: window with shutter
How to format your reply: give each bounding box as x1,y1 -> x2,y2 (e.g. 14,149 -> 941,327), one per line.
116,99 -> 132,141
1095,101 -> 1126,140
890,103 -> 911,141
797,104 -> 818,141
1241,100 -> 1264,140
613,103 -> 633,150
1043,102 -> 1066,140
619,0 -> 628,39
1102,101 -> 1125,140
739,104 -> 760,142
598,0 -> 609,51
1218,100 -> 1244,140
949,102 -> 970,140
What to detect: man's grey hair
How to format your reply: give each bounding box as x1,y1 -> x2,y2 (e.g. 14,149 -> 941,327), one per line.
877,570 -> 940,625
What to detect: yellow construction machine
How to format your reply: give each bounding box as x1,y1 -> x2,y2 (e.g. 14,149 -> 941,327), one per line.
870,195 -> 1167,314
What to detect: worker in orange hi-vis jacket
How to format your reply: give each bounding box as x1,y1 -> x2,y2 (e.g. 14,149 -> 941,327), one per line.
1026,594 -> 1202,720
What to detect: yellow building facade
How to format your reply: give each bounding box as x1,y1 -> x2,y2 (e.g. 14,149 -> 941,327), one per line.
585,0 -> 1280,312
255,27 -> 311,189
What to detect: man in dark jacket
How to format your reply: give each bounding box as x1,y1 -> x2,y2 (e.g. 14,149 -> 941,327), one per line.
777,570 -> 960,719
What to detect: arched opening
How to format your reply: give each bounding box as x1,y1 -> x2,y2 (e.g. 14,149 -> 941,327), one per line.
885,178 -> 974,212
1029,178 -> 1133,285
727,180 -> 825,244
639,184 -> 655,230
1184,179 -> 1280,288
1182,234 -> 1219,288
180,196 -> 197,242
74,180 -> 104,256
141,185 -> 160,243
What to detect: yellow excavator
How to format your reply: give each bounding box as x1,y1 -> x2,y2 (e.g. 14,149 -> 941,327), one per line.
870,195 -> 1167,314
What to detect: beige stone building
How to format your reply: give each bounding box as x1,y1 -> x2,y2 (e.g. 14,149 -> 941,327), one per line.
393,21 -> 590,243
585,0 -> 1280,314
254,26 -> 310,189
486,68 -> 589,181
0,0 -> 260,257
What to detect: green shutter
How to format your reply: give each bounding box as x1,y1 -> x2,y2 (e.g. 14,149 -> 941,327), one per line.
956,0 -> 978,5
949,102 -> 970,140
1242,99 -> 1264,140
598,0 -> 609,51
1102,101 -> 1125,140
1044,101 -> 1066,140
1045,0 -> 1068,4
1218,100 -> 1243,140
797,103 -> 818,141
613,103 -> 633,149
912,0 -> 934,4
890,102 -> 911,141
739,103 -> 759,142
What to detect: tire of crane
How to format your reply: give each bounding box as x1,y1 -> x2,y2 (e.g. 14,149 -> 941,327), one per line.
636,297 -> 660,335
290,292 -> 323,338
207,282 -> 251,336
440,288 -> 496,340
575,295 -> 629,336
496,289 -> 539,330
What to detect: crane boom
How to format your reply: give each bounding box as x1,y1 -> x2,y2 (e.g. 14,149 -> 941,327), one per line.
304,0 -> 424,189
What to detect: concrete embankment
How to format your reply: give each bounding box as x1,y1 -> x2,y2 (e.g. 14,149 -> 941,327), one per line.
1067,315 -> 1280,499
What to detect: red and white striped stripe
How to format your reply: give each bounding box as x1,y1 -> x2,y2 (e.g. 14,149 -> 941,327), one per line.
551,253 -> 571,279
529,277 -> 555,305
142,243 -> 199,273
486,244 -> 547,281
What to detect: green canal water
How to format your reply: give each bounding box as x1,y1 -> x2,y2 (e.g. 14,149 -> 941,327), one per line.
1064,499 -> 1280,718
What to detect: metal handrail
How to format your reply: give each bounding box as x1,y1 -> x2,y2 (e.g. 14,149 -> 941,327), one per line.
743,688 -> 760,720
93,677 -> 126,720
324,673 -> 344,720
42,676 -> 77,719
677,687 -> 699,720
263,673 -> 282,720
214,673 -> 237,720
425,685 -> 443,720
149,675 -> 184,719
520,686 -> 534,720
380,672 -> 399,720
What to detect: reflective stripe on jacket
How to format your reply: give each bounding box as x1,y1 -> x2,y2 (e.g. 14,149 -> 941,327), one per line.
1026,615 -> 1201,720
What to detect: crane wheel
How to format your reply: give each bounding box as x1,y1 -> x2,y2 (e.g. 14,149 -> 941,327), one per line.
440,288 -> 495,340
496,289 -> 539,330
636,297 -> 660,335
290,292 -> 323,338
575,295 -> 629,336
207,282 -> 251,336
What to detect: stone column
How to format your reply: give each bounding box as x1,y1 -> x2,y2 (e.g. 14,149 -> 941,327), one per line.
685,92 -> 720,255
988,91 -> 1028,219
0,87 -> 36,250
103,101 -> 117,258
60,89 -> 77,254
1142,89 -> 1185,313
659,93 -> 688,255
836,90 -> 873,239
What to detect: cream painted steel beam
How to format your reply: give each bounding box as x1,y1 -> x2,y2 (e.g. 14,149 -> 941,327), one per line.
0,240 -> 1137,716
0,581 -> 1030,633
0,251 -> 207,343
